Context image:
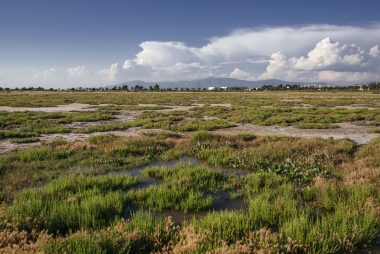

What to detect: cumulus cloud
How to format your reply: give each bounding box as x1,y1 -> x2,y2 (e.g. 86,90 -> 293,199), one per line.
229,68 -> 251,79
67,65 -> 88,78
260,37 -> 380,82
32,66 -> 100,87
26,24 -> 380,86
99,63 -> 123,82
369,45 -> 380,57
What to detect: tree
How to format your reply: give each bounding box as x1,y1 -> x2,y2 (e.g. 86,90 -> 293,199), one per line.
154,84 -> 160,91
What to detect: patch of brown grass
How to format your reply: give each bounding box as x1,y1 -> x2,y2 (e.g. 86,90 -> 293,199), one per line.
163,227 -> 304,254
212,229 -> 304,254
0,205 -> 51,254
340,160 -> 380,187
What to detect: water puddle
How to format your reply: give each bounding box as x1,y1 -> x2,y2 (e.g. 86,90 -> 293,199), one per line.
358,233 -> 380,254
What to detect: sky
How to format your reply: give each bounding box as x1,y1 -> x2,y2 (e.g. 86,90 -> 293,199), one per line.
1,0 -> 380,87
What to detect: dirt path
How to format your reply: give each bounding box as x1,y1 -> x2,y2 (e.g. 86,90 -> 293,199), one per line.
214,122 -> 380,145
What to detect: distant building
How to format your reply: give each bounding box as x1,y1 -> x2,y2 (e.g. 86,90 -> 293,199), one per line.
208,86 -> 216,91
220,86 -> 228,90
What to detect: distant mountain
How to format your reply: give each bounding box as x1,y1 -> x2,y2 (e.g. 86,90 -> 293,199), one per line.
110,77 -> 331,89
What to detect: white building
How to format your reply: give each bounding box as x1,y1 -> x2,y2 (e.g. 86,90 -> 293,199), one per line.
208,86 -> 216,91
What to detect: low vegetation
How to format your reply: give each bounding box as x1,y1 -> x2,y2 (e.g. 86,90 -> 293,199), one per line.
0,91 -> 379,253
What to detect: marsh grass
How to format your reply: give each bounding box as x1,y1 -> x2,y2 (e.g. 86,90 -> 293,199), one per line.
0,111 -> 115,141
369,128 -> 380,133
1,91 -> 380,254
5,175 -> 139,233
295,123 -> 340,129
1,91 -> 380,108
0,129 -> 37,139
75,122 -> 130,133
20,146 -> 74,162
193,105 -> 380,126
42,210 -> 176,254
356,137 -> 380,167
129,164 -> 227,212
187,176 -> 380,253
130,164 -> 226,213
191,132 -> 332,182
281,185 -> 379,253
0,136 -> 179,201
88,134 -> 117,144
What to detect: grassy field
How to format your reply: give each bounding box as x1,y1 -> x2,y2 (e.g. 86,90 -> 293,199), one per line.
0,91 -> 379,253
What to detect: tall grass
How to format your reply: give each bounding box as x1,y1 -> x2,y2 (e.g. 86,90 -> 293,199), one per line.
6,175 -> 139,233
43,211 -> 171,254
281,184 -> 379,253
20,146 -> 74,162
130,164 -> 226,212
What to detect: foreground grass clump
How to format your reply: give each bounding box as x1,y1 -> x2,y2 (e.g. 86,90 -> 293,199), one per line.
281,184 -> 379,253
187,176 -> 380,253
129,164 -> 227,212
43,211 -> 173,254
5,175 -> 139,233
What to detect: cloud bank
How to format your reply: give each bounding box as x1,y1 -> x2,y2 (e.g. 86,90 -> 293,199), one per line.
6,24 -> 380,87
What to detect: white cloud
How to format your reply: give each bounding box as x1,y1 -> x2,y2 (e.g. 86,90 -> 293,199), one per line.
67,65 -> 88,78
134,41 -> 199,67
229,68 -> 251,79
260,37 -> 380,83
318,71 -> 380,83
369,45 -> 380,57
293,37 -> 367,71
21,24 -> 380,86
32,66 -> 100,87
99,63 -> 122,82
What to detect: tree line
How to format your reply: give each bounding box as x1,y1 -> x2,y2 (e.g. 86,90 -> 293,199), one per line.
1,81 -> 380,92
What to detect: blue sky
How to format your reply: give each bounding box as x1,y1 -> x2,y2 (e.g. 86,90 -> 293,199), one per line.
1,0 -> 380,87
